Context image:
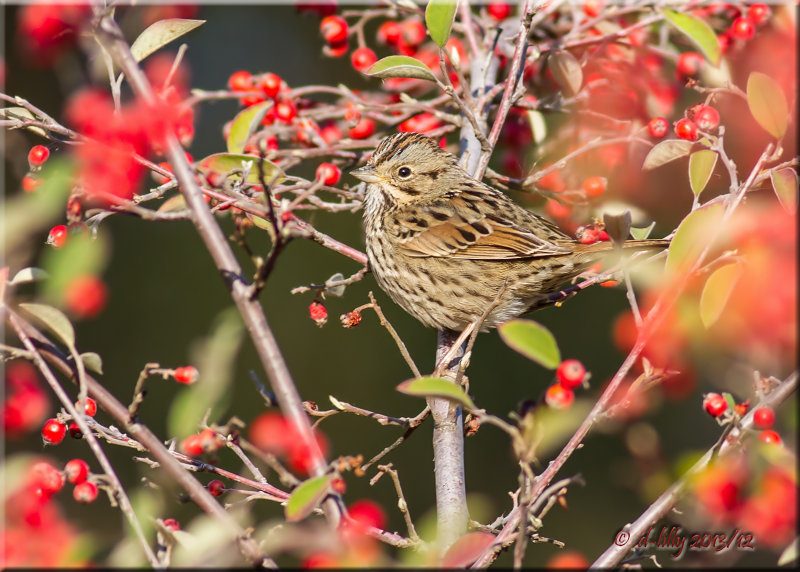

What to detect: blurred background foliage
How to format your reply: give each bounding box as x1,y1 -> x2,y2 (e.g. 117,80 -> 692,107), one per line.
3,3 -> 796,567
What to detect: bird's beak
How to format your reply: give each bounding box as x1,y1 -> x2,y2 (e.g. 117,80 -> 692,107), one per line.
351,164 -> 382,184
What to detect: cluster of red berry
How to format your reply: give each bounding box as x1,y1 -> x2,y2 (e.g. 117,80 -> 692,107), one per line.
703,392 -> 781,445
544,359 -> 589,410
248,411 -> 329,476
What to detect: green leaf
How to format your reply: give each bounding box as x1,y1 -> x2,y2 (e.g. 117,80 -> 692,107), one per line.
41,232 -> 109,305
168,308 -> 244,438
548,50 -> 582,97
9,267 -> 48,286
688,149 -> 718,197
226,101 -> 274,155
364,56 -> 437,82
699,262 -> 743,328
771,168 -> 798,214
79,352 -> 104,375
285,475 -> 334,522
396,376 -> 476,410
665,202 -> 724,275
498,319 -> 560,369
630,222 -> 656,240
663,10 -> 721,66
130,19 -> 205,62
643,140 -> 693,170
196,153 -> 285,186
19,303 -> 75,349
425,0 -> 458,48
441,532 -> 496,568
156,194 -> 188,213
0,107 -> 47,137
747,72 -> 789,139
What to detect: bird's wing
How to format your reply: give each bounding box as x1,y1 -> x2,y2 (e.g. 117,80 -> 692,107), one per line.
392,186 -> 573,260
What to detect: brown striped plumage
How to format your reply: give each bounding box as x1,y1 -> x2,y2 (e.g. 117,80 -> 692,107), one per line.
352,132 -> 668,331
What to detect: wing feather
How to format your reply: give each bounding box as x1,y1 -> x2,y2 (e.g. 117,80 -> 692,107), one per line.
393,185 -> 573,260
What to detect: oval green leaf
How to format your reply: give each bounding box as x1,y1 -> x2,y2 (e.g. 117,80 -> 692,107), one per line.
630,222 -> 656,240
130,19 -> 206,62
699,262 -> 743,328
196,153 -> 285,186
498,319 -> 560,370
79,352 -> 104,375
688,149 -> 718,197
226,101 -> 274,154
285,475 -> 334,522
771,168 -> 798,214
663,10 -> 721,66
19,303 -> 75,349
747,72 -> 789,139
441,532 -> 496,568
549,50 -> 582,97
665,202 -> 724,276
643,140 -> 693,170
364,56 -> 437,82
425,0 -> 458,48
10,267 -> 48,286
157,194 -> 187,213
396,376 -> 476,410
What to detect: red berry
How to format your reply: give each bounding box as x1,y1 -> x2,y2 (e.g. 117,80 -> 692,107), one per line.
316,162 -> 341,186
582,0 -> 604,19
401,20 -> 427,48
207,479 -> 225,497
162,518 -> 180,531
28,145 -> 50,166
582,176 -> 606,197
64,275 -> 108,318
675,118 -> 698,141
325,40 -> 349,58
68,421 -> 83,439
42,418 -> 66,444
331,477 -> 346,495
648,116 -> 669,138
181,433 -> 204,457
556,359 -> 586,389
73,480 -> 98,503
30,462 -> 64,496
22,174 -> 41,192
174,366 -> 199,384
703,393 -> 727,417
759,429 -> 781,445
377,21 -> 401,45
576,225 -> 600,244
692,105 -> 720,132
730,17 -> 755,40
350,47 -> 377,73
753,407 -> 775,429
747,4 -> 770,26
239,94 -> 266,107
274,100 -> 297,123
545,199 -> 571,219
76,397 -> 97,417
545,384 -> 575,410
259,73 -> 282,98
228,70 -> 253,92
64,459 -> 89,484
264,135 -> 279,151
348,499 -> 387,531
320,15 -> 348,44
676,52 -> 704,76
47,224 -> 68,248
487,2 -> 512,21
320,124 -> 342,145
348,117 -> 375,140
309,301 -> 328,326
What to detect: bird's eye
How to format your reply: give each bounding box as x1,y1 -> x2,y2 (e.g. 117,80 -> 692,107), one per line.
398,166 -> 412,178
